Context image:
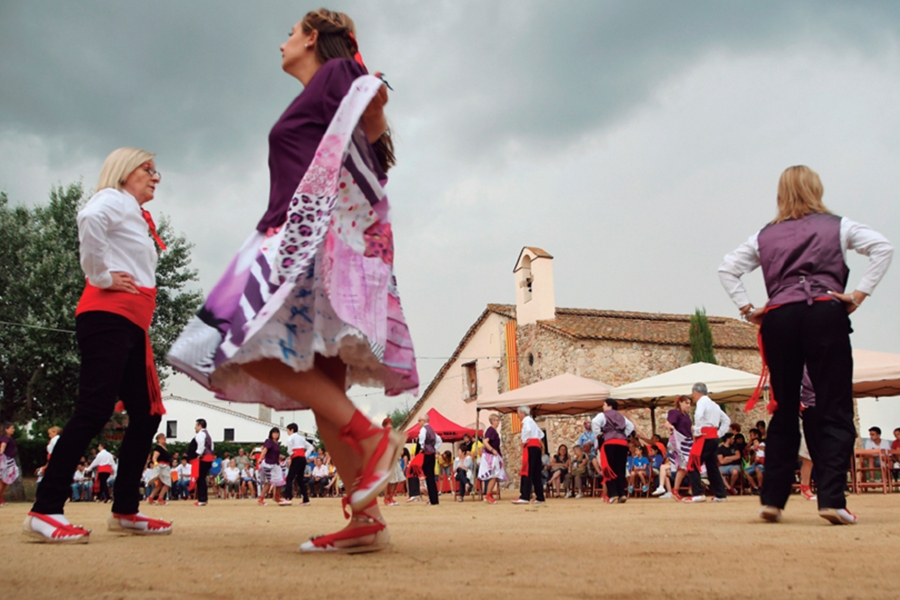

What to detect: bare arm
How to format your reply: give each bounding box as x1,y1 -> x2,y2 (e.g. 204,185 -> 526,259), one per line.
360,78 -> 388,143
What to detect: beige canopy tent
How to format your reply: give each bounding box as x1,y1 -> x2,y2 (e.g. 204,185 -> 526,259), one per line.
609,362 -> 761,433
853,348 -> 900,398
475,373 -> 613,416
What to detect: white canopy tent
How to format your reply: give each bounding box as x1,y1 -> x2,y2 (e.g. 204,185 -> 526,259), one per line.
852,348 -> 900,398
475,373 -> 613,416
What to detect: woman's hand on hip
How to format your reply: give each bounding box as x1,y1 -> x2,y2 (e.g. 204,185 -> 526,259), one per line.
109,271 -> 139,294
827,290 -> 867,314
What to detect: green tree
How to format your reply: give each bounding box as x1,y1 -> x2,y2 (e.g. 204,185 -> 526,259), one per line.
689,307 -> 717,364
0,183 -> 203,424
387,404 -> 411,429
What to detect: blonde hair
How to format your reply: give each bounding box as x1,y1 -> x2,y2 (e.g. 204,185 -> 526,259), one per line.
96,147 -> 155,192
773,165 -> 831,224
48,426 -> 62,436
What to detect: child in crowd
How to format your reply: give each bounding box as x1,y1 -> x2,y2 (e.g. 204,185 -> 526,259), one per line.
438,450 -> 454,494
647,443 -> 664,489
717,433 -> 742,493
745,429 -> 765,493
564,444 -> 589,498
627,445 -> 650,496
453,447 -> 473,502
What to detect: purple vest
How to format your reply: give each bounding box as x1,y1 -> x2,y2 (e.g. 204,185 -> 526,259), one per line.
602,410 -> 627,441
422,425 -> 437,454
757,213 -> 848,307
200,430 -> 213,457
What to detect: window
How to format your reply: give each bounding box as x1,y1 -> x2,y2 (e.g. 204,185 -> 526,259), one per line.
223,428 -> 235,442
463,362 -> 477,398
166,421 -> 177,439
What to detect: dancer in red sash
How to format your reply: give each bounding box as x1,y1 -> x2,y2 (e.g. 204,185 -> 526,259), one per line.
684,383 -> 730,503
24,148 -> 172,542
191,419 -> 214,506
719,165 -> 893,524
283,423 -> 314,505
512,406 -> 546,504
592,399 -> 635,504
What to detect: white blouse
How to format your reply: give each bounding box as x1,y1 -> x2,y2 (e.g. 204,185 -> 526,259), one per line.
285,433 -> 314,455
77,188 -> 158,289
718,217 -> 893,309
520,416 -> 545,443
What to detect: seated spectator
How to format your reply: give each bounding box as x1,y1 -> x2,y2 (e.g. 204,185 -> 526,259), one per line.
862,426 -> 892,479
892,428 -> 900,479
175,457 -> 192,500
460,433 -> 474,454
717,433 -> 741,493
223,459 -> 241,499
564,444 -> 588,498
142,460 -> 155,499
576,421 -> 593,448
241,464 -> 257,499
310,457 -> 332,497
453,447 -> 473,501
733,433 -> 747,460
71,464 -> 89,501
755,420 -> 767,441
745,429 -> 765,493
548,444 -> 570,498
235,448 -> 250,472
627,445 -> 650,495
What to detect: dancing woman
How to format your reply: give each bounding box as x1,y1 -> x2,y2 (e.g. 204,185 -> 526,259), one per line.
147,433 -> 173,505
719,165 -> 893,524
0,423 -> 18,507
477,414 -> 507,504
24,148 -> 172,542
168,9 -> 417,553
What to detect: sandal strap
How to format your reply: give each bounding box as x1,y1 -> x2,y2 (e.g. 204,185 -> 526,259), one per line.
308,521 -> 386,549
28,511 -> 90,538
112,513 -> 171,530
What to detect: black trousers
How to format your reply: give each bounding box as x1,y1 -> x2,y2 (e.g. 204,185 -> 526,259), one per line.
197,460 -> 211,503
283,458 -> 309,501
603,444 -> 629,499
98,472 -> 111,502
422,453 -> 438,504
518,446 -> 545,501
407,475 -> 421,497
32,312 -> 161,516
760,301 -> 854,510
689,439 -> 727,498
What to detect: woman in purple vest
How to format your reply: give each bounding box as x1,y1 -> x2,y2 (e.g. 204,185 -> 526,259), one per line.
719,165 -> 893,525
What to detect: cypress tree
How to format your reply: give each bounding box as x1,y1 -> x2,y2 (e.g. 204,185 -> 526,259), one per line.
689,307 -> 717,364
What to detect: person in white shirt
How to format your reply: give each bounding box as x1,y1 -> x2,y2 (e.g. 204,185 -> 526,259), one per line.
592,399 -> 636,504
417,415 -> 441,505
718,166 -> 892,526
282,423 -> 314,505
453,448 -> 474,502
223,460 -> 241,499
191,419 -> 215,506
36,426 -> 62,484
71,465 -> 88,502
85,444 -> 116,503
861,427 -> 893,481
512,406 -> 546,505
241,465 -> 257,500
310,458 -> 332,498
25,148 -> 172,543
685,383 -> 731,503
175,458 -> 192,500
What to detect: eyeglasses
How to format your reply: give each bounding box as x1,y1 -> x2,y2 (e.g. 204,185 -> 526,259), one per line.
144,166 -> 161,179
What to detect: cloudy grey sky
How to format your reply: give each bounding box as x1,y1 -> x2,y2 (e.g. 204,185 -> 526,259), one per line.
3,1 -> 900,430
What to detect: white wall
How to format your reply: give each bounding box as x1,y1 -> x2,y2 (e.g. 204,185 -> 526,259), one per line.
156,397 -> 285,445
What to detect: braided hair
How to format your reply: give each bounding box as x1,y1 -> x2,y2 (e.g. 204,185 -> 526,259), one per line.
301,8 -> 396,173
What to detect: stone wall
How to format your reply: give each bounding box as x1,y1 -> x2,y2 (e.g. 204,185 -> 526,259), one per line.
499,327 -> 764,487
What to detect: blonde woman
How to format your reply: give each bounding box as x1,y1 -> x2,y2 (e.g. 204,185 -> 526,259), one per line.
719,165 -> 893,525
477,414 -> 507,504
24,148 -> 172,542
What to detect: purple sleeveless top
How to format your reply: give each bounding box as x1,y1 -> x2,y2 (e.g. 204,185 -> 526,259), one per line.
485,426 -> 501,456
258,58 -> 370,232
757,213 -> 848,307
602,410 -> 627,441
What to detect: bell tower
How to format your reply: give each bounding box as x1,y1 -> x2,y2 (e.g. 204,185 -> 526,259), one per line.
513,247 -> 555,325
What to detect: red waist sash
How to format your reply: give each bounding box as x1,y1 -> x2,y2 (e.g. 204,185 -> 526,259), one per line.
688,427 -> 719,472
76,283 -> 164,416
520,438 -> 543,477
601,438 -> 629,481
97,465 -> 113,474
291,449 -> 306,459
745,296 -> 835,416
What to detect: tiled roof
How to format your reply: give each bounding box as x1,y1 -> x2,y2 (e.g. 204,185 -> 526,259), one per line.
538,308 -> 757,349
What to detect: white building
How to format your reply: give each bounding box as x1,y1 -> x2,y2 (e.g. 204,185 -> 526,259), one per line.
156,395 -> 312,445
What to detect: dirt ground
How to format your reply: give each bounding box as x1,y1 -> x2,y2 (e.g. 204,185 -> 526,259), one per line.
0,492 -> 898,600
